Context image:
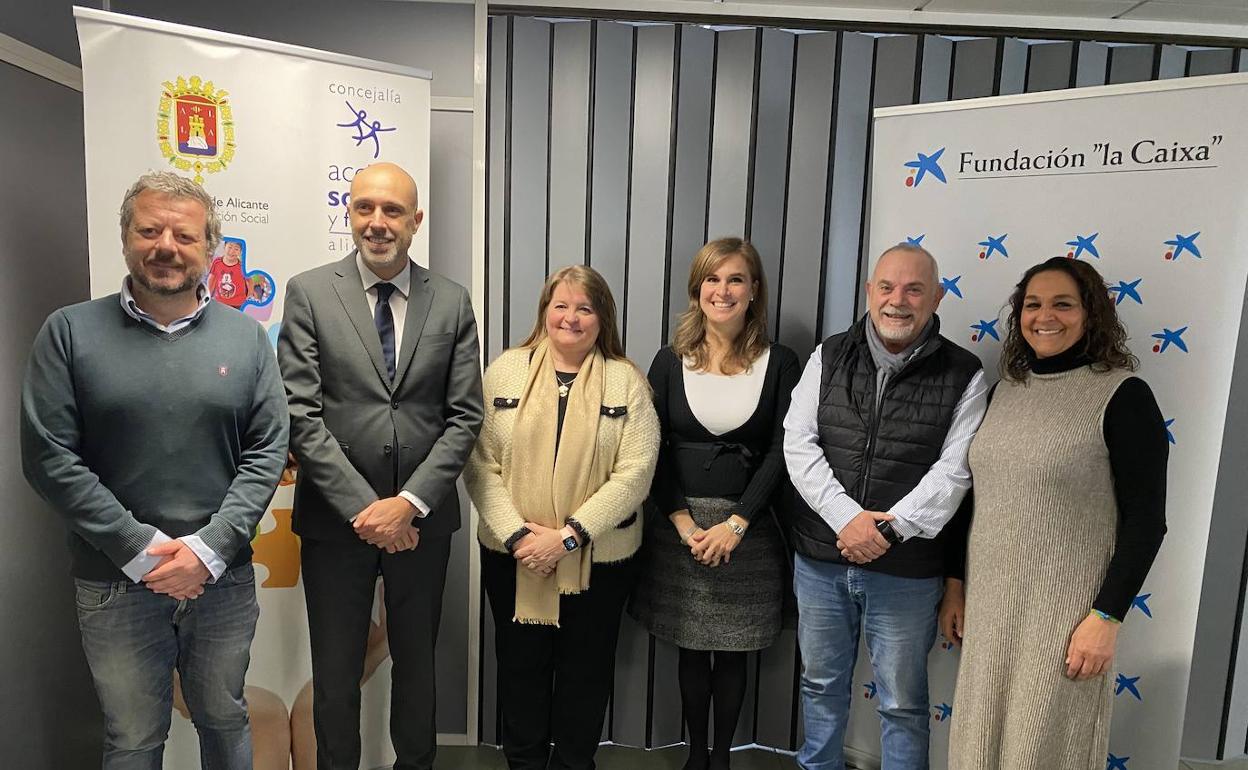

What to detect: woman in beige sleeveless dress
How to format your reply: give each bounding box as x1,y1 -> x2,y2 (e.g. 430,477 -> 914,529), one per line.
942,257 -> 1168,770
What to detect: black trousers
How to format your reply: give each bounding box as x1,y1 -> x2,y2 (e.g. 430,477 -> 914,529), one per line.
302,534 -> 452,770
482,548 -> 635,770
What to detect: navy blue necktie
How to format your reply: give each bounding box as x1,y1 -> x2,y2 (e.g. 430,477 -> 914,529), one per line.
374,282 -> 397,381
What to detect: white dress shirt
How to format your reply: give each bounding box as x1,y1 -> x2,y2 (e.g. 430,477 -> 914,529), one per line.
356,254 -> 431,519
118,278 -> 227,582
782,343 -> 989,540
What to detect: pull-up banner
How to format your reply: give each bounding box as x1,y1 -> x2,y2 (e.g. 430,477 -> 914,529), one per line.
861,74 -> 1248,770
74,7 -> 431,768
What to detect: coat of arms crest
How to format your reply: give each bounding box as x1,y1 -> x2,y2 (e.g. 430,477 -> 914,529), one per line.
157,75 -> 236,184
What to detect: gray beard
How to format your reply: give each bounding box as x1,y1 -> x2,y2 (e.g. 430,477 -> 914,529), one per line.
131,268 -> 201,296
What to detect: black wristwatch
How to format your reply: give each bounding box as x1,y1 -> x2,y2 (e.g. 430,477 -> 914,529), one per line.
562,531 -> 580,552
875,519 -> 903,545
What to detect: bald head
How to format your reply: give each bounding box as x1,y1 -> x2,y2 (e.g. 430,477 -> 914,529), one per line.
349,162 -> 424,280
352,162 -> 419,210
875,243 -> 939,287
865,242 -> 945,352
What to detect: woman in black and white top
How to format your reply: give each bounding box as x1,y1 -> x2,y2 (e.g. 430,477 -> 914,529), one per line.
630,237 -> 801,770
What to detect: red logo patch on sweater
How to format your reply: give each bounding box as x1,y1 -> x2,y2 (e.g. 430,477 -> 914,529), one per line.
218,365 -> 229,377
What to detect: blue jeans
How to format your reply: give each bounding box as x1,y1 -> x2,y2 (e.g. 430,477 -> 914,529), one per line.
794,555 -> 942,770
74,562 -> 260,770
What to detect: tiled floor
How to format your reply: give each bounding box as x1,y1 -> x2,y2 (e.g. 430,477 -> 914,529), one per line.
429,745 -> 1248,769
1183,760 -> 1248,770
433,745 -> 794,768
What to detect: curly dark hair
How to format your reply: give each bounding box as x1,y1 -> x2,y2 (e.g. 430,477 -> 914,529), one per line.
1000,256 -> 1139,382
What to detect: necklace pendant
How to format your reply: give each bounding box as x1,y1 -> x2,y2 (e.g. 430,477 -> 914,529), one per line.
558,384 -> 570,398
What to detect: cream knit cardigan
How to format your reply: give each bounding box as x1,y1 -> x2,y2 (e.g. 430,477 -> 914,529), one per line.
465,347 -> 660,564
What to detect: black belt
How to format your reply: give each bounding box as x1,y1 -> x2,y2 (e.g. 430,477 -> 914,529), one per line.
673,440 -> 757,471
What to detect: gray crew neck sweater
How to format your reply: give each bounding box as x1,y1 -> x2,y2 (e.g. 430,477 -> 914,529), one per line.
21,295 -> 290,580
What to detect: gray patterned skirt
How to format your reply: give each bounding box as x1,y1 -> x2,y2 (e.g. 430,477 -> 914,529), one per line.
629,497 -> 786,652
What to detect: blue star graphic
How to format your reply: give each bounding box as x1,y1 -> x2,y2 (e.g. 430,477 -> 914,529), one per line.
1164,418 -> 1175,445
978,234 -> 1009,259
1165,231 -> 1202,260
1115,674 -> 1142,700
1109,279 -> 1143,306
1151,326 -> 1189,353
907,234 -> 926,246
1107,752 -> 1130,770
1130,593 -> 1153,618
905,148 -> 947,186
971,318 -> 1000,342
1066,232 -> 1101,259
863,681 -> 877,699
933,703 -> 953,721
941,275 -> 963,299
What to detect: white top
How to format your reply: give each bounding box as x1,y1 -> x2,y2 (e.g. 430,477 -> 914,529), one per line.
683,348 -> 770,436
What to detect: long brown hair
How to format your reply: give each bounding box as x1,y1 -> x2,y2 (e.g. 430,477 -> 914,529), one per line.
1000,256 -> 1138,382
671,237 -> 770,374
519,265 -> 628,361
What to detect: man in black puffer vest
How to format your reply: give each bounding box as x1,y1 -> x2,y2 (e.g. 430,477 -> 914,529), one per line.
783,243 -> 989,770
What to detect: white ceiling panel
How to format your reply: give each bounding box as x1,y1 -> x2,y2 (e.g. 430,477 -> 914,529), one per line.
1122,1 -> 1248,23
739,0 -> 924,9
1130,0 -> 1248,8
921,0 -> 1139,17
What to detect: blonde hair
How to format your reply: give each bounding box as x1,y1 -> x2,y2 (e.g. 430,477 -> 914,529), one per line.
519,265 -> 629,361
671,237 -> 769,374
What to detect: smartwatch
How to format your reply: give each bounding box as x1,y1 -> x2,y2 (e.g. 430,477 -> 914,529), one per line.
562,528 -> 580,552
875,519 -> 902,545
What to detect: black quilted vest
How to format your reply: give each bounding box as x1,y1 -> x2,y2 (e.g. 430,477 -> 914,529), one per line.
790,314 -> 981,578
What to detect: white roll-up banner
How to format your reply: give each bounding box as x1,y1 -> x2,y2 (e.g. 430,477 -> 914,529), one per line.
74,7 -> 431,767
860,73 -> 1248,770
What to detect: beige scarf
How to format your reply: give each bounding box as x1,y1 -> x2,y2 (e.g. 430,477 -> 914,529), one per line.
507,339 -> 608,625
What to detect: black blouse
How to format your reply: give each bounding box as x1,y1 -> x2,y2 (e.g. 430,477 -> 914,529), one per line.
946,345 -> 1169,621
647,344 -> 802,522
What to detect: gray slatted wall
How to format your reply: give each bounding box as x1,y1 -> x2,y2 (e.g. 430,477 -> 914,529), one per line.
483,16 -> 1246,751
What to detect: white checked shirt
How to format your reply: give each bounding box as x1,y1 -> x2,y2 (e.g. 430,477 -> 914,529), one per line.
782,343 -> 989,540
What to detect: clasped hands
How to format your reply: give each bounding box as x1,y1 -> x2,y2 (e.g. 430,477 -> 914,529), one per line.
142,539 -> 211,601
353,496 -> 421,553
836,510 -> 895,565
513,523 -> 580,577
670,510 -> 747,568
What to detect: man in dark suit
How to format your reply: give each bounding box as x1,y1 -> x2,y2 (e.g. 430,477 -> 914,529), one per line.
277,162 -> 483,770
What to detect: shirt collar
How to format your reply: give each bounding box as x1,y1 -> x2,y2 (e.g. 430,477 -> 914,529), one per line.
119,276 -> 211,332
356,252 -> 411,299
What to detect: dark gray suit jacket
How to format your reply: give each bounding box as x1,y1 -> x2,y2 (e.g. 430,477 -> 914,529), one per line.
277,253 -> 484,540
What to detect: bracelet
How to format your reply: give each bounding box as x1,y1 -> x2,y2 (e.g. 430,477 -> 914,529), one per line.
724,518 -> 746,537
679,525 -> 698,544
1089,609 -> 1121,624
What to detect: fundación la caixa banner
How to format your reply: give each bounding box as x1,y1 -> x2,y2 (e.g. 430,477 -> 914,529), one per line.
857,74 -> 1248,770
74,7 -> 431,768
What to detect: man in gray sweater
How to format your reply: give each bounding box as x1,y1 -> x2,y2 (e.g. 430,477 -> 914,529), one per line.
21,171 -> 289,769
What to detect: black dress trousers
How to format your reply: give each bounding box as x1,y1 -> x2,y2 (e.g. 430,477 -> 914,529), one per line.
301,533 -> 452,770
482,547 -> 636,770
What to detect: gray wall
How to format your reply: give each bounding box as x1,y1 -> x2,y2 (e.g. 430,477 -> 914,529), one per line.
486,15 -> 1248,756
1,1 -> 478,756
0,60 -> 97,765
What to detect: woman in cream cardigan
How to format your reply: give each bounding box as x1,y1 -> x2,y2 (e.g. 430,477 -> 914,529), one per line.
464,264 -> 660,770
